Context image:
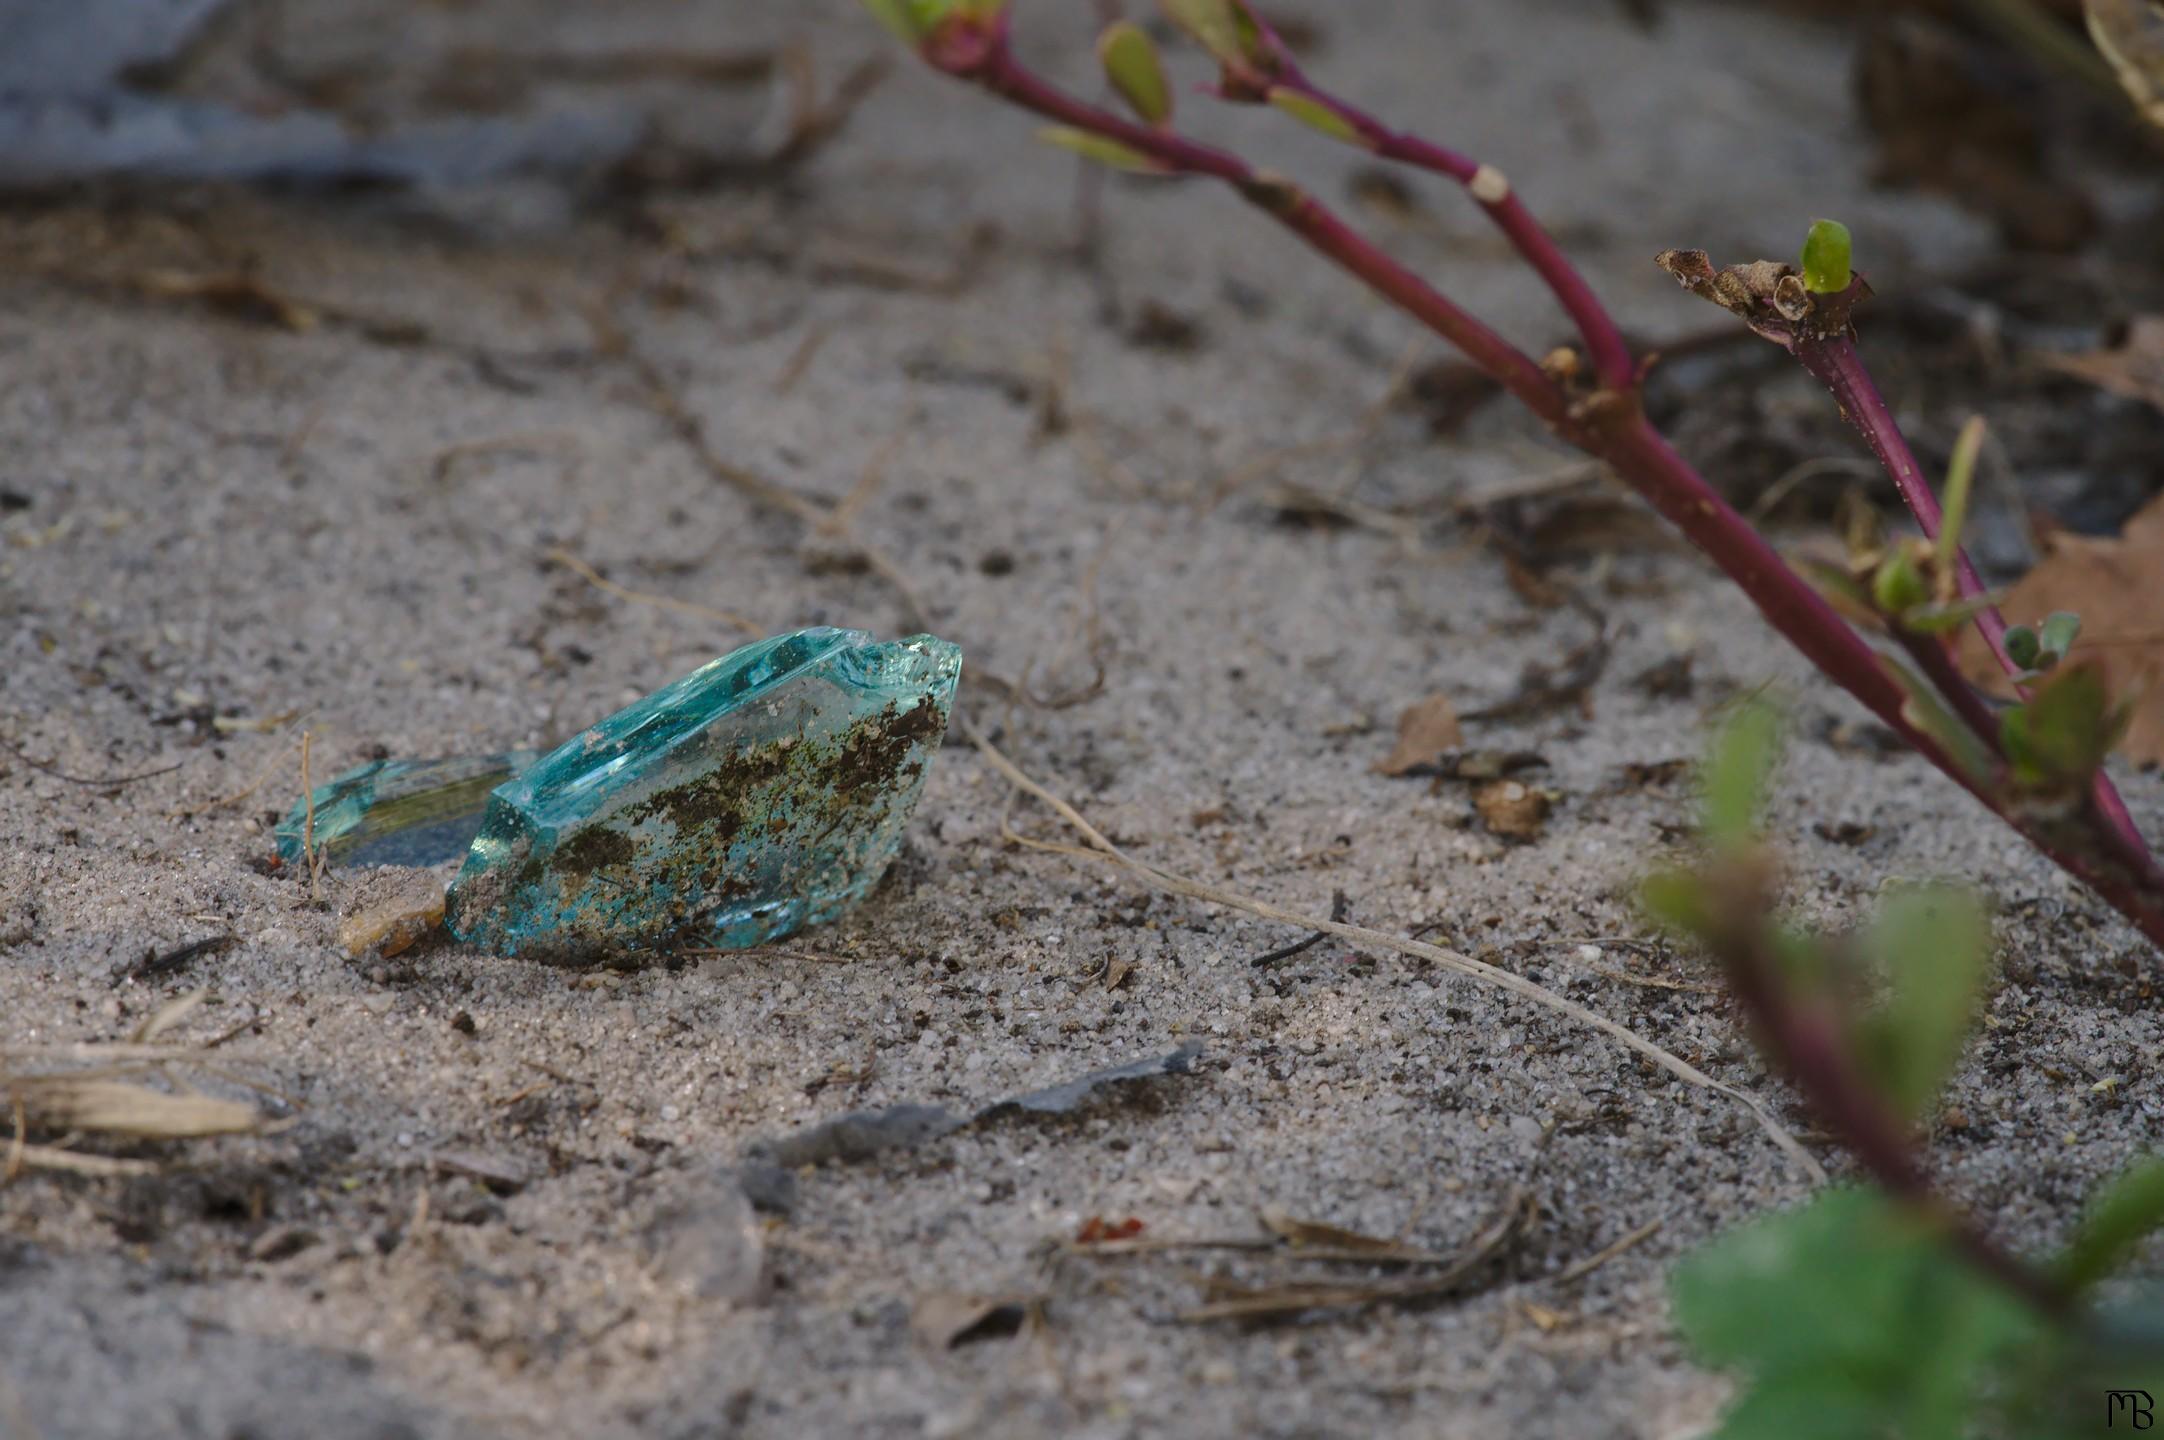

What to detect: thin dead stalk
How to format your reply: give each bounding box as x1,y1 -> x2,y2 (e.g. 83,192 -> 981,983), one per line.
963,719 -> 1824,1184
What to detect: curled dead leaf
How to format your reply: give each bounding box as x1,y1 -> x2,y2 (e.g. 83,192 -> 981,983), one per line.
1475,779 -> 1552,841
1374,693 -> 1464,777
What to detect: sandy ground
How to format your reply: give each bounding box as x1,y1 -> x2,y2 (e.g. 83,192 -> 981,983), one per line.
4,2 -> 2162,1437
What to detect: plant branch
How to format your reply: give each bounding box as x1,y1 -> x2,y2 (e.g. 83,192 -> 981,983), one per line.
1703,880 -> 2068,1317
1793,331 -> 2156,867
893,12 -> 2164,953
1231,6 -> 1638,392
927,25 -> 1567,423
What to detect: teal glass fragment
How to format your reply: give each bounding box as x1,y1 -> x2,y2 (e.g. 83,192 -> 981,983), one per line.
444,627 -> 962,961
275,751 -> 540,869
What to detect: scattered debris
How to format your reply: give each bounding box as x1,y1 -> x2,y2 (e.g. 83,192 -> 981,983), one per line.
129,270 -> 319,333
1257,1208 -> 1446,1263
120,933 -> 235,985
431,1150 -> 529,1196
2042,316 -> 2164,415
1814,820 -> 1877,847
1615,758 -> 1690,791
1373,694 -> 1465,777
748,1043 -> 1204,1171
1074,1215 -> 1147,1244
1462,625 -> 1610,724
1123,299 -> 1206,353
1390,749 -> 1549,785
911,1292 -> 1037,1349
969,723 -> 1822,1181
1631,653 -> 1696,701
247,1224 -> 320,1263
3,992 -> 267,1178
1177,1188 -> 1534,1324
1248,891 -> 1351,969
1475,780 -> 1553,842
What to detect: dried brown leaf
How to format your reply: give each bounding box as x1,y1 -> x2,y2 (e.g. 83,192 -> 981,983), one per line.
1961,490 -> 2164,766
1374,694 -> 1464,777
1474,779 -> 1552,841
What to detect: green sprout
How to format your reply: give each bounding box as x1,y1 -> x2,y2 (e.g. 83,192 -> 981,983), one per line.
1800,218 -> 1853,295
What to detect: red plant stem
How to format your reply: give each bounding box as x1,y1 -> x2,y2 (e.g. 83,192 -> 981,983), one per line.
1255,72 -> 1638,393
950,39 -> 1564,421
1716,918 -> 2067,1316
913,23 -> 2164,951
1890,629 -> 2004,751
1796,335 -> 2155,866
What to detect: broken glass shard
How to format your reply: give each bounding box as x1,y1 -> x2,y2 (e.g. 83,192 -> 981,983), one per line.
444,628 -> 961,961
276,751 -> 539,870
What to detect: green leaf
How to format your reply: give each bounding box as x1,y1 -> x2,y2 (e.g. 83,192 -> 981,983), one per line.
2039,610 -> 2083,663
1674,1188 -> 2043,1440
2004,624 -> 2042,671
1851,885 -> 1992,1123
1097,22 -> 1173,125
1870,544 -> 1929,615
2001,660 -> 2124,789
860,0 -> 954,42
1641,867 -> 1712,936
1901,592 -> 2005,635
1937,416 -> 1985,571
1035,126 -> 1169,173
1795,557 -> 1874,617
2058,1157 -> 2164,1294
1266,87 -> 1365,144
1882,654 -> 1999,786
1160,0 -> 1248,64
1701,699 -> 1781,849
1800,219 -> 1853,295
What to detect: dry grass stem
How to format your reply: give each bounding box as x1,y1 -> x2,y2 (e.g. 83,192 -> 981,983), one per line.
963,720 -> 1823,1185
2,992 -> 269,1176
546,547 -> 762,635
298,730 -> 323,899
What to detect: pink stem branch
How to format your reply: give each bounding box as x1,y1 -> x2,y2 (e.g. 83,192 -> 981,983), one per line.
1250,53 -> 1638,392
1795,334 -> 2155,868
939,32 -> 1566,422
906,18 -> 2164,952
1712,910 -> 2067,1316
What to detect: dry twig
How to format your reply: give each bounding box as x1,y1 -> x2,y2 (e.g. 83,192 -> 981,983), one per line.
964,719 -> 1823,1184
